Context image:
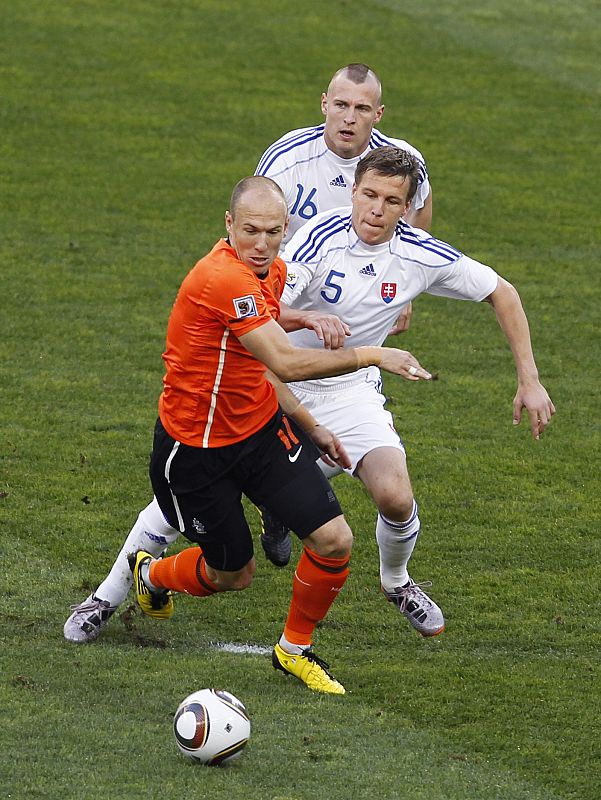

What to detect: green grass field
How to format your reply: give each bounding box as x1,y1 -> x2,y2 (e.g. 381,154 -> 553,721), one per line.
1,1 -> 600,798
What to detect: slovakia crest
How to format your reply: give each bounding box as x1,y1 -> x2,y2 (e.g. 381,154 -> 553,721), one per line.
380,282 -> 397,304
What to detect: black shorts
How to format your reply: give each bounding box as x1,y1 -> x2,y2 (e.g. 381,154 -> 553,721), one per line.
149,410 -> 342,572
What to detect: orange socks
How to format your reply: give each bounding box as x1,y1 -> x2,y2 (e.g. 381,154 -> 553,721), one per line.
149,547 -> 219,597
283,546 -> 350,647
148,543 -> 349,647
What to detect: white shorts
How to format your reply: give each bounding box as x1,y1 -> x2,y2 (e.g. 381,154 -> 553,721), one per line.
289,367 -> 404,476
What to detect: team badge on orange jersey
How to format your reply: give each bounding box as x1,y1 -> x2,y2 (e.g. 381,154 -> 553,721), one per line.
233,295 -> 258,318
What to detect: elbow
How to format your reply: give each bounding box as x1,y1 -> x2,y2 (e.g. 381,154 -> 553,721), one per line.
488,276 -> 520,307
268,360 -> 297,383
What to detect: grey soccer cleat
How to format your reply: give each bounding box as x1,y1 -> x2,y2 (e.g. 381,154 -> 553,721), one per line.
382,579 -> 445,637
258,505 -> 292,567
64,593 -> 118,643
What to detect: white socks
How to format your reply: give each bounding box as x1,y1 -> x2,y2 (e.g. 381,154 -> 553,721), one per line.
278,633 -> 308,655
95,497 -> 179,605
376,501 -> 420,591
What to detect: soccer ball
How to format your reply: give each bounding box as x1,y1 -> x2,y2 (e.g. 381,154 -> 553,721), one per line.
173,688 -> 251,766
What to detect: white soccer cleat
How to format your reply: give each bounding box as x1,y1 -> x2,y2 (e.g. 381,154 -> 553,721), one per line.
382,579 -> 445,637
63,593 -> 118,643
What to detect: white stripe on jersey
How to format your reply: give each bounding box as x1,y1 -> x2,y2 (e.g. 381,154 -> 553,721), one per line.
202,328 -> 230,447
164,440 -> 185,532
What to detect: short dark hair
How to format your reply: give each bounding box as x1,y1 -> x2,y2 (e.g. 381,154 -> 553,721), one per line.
330,63 -> 382,104
355,146 -> 420,201
229,176 -> 286,218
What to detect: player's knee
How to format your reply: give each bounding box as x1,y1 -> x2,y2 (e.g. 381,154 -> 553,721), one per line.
229,573 -> 253,591
231,560 -> 256,590
211,559 -> 256,591
305,516 -> 353,558
378,491 -> 415,523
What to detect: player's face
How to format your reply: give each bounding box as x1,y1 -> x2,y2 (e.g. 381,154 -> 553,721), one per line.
321,76 -> 384,159
225,193 -> 288,274
351,170 -> 412,245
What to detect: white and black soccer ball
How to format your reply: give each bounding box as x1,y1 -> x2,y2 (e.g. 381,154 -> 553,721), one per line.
173,688 -> 251,766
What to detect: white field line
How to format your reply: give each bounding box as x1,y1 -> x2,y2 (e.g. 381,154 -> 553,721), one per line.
211,641 -> 272,656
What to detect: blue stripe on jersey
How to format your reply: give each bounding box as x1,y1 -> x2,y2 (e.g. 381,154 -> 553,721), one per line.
291,213 -> 352,263
256,125 -> 326,175
395,221 -> 462,263
369,130 -> 427,183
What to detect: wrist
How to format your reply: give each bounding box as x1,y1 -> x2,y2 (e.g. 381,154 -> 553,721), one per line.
355,346 -> 383,369
517,369 -> 540,385
290,403 -> 319,433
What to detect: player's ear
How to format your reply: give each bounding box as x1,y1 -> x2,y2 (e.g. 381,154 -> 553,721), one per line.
351,182 -> 357,199
225,211 -> 233,234
374,104 -> 385,124
320,92 -> 328,115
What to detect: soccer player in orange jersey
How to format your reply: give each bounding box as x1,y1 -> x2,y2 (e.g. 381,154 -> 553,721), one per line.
65,176 -> 432,694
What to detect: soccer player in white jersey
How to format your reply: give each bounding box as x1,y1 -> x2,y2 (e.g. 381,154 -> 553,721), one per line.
253,63 -> 432,566
272,146 -> 555,636
255,63 -> 432,245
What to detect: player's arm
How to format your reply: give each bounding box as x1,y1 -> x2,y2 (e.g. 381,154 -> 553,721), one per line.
387,301 -> 413,336
238,318 -> 431,383
278,302 -> 351,349
485,276 -> 555,440
265,369 -> 351,469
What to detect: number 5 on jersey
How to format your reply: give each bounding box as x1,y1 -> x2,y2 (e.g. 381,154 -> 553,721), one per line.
320,270 -> 345,304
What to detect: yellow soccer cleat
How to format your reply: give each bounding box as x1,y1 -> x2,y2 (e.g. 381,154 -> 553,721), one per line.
128,550 -> 174,620
272,643 -> 345,695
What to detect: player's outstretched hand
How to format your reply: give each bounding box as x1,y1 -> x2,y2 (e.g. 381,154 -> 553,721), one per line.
388,301 -> 413,335
308,425 -> 352,470
303,311 -> 351,350
513,380 -> 556,440
379,348 -> 432,381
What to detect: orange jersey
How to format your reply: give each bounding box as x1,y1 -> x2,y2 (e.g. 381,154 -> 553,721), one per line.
158,239 -> 286,447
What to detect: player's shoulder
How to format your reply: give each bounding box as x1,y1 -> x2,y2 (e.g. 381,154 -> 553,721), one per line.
256,124 -> 326,174
391,221 -> 464,267
368,129 -> 427,167
271,255 -> 288,287
188,240 -> 258,295
285,206 -> 352,263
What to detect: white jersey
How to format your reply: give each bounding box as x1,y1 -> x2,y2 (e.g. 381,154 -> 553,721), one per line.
255,124 -> 431,244
281,208 -> 499,389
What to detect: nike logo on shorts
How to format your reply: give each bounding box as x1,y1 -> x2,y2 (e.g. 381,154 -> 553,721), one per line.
288,446 -> 303,463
